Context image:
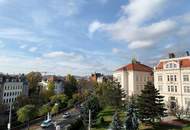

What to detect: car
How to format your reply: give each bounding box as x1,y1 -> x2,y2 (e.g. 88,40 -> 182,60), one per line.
40,119 -> 53,128
62,112 -> 71,118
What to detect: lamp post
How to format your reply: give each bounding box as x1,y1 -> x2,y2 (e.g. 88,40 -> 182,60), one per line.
7,103 -> 12,130
88,109 -> 91,130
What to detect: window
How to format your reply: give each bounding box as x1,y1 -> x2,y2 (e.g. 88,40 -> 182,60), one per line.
185,98 -> 190,105
171,75 -> 174,81
168,86 -> 170,92
167,75 -> 170,81
4,93 -> 6,97
184,86 -> 190,93
174,75 -> 177,81
175,86 -> 177,92
166,64 -> 169,68
183,75 -> 189,82
158,85 -> 163,92
171,86 -> 174,92
174,64 -> 177,68
170,63 -> 172,68
136,76 -> 139,81
158,76 -> 162,82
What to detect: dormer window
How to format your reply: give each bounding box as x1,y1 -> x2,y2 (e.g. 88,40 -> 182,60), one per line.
165,62 -> 178,69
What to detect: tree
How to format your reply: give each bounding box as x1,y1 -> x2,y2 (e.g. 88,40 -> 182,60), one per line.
137,82 -> 166,123
64,74 -> 78,98
39,104 -> 51,116
95,80 -> 125,108
51,104 -> 59,115
13,95 -> 30,110
17,105 -> 37,130
110,112 -> 122,130
81,95 -> 101,124
50,94 -> 68,108
167,101 -> 184,120
26,72 -> 42,96
125,96 -> 139,130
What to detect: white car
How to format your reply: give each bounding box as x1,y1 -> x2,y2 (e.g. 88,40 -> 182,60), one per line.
63,112 -> 71,118
40,119 -> 53,128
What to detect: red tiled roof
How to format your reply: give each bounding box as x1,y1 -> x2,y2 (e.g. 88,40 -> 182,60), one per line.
115,63 -> 152,72
156,58 -> 190,70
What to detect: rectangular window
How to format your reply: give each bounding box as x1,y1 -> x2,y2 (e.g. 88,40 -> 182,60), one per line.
185,98 -> 190,105
174,75 -> 177,81
168,86 -> 170,92
184,86 -> 190,93
175,86 -> 177,92
158,76 -> 162,82
136,76 -> 139,81
167,75 -> 170,81
170,75 -> 174,81
171,86 -> 174,92
183,75 -> 189,82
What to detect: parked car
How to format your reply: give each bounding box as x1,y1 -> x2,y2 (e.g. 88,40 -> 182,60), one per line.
40,119 -> 53,128
63,112 -> 71,118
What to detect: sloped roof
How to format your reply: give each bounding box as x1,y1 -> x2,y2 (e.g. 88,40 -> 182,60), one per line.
115,63 -> 153,72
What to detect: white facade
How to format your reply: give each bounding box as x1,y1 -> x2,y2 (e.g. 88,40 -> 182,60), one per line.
113,63 -> 153,96
2,82 -> 23,104
154,56 -> 190,109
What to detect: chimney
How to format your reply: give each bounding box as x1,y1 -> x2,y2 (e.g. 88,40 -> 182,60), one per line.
186,51 -> 190,56
169,53 -> 175,58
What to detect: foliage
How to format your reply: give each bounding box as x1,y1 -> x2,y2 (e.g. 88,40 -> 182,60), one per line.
67,99 -> 75,108
51,104 -> 59,115
50,94 -> 68,108
125,96 -> 139,130
110,111 -> 122,130
137,82 -> 166,123
64,74 -> 78,98
81,95 -> 101,124
39,104 -> 51,116
26,72 -> 42,96
96,116 -> 105,126
95,80 -> 125,108
13,95 -> 30,110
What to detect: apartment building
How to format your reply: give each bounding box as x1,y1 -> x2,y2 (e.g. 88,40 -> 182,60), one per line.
113,59 -> 153,96
154,52 -> 190,109
0,74 -> 28,104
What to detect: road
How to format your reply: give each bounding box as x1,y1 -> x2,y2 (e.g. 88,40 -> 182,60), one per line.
22,108 -> 80,130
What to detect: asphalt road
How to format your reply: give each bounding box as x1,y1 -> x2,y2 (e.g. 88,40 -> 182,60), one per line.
22,109 -> 80,130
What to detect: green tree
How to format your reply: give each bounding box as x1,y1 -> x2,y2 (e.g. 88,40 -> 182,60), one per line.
64,74 -> 78,98
51,104 -> 59,115
137,82 -> 166,123
81,95 -> 101,124
50,94 -> 68,108
125,96 -> 139,130
26,72 -> 42,96
17,105 -> 37,130
110,112 -> 122,130
39,104 -> 51,116
13,95 -> 30,110
95,80 -> 125,107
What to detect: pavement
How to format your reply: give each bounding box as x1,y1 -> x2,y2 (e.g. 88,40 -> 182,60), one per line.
21,108 -> 80,130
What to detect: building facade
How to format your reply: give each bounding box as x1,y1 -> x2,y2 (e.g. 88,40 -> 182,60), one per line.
0,74 -> 28,104
113,60 -> 153,96
154,53 -> 190,109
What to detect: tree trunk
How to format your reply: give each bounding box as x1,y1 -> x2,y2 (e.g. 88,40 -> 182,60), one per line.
27,120 -> 30,130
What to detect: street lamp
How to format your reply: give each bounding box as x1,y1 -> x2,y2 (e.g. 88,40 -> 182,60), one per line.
7,103 -> 12,130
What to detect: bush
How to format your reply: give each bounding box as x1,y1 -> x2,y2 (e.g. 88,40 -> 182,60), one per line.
67,99 -> 75,108
96,116 -> 105,126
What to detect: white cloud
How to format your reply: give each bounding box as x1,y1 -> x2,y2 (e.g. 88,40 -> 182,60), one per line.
128,41 -> 153,49
88,20 -> 104,35
121,0 -> 166,25
20,44 -> 27,49
29,47 -> 37,52
0,40 -> 5,48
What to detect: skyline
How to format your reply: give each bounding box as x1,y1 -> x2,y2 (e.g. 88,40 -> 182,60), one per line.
0,0 -> 190,76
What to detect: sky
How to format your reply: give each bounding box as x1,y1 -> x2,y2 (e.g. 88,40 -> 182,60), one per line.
0,0 -> 190,76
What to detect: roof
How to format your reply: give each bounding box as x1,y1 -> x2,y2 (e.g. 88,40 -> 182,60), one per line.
115,63 -> 153,72
155,58 -> 190,70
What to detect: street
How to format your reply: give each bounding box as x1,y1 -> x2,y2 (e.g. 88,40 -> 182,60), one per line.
21,109 -> 80,130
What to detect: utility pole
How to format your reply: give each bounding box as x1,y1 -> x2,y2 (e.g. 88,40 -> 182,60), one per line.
8,103 -> 12,130
88,109 -> 91,130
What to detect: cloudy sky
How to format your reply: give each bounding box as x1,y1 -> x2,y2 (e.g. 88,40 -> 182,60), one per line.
0,0 -> 190,76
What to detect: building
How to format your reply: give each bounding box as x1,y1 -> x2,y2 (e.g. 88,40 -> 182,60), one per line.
154,52 -> 190,109
113,60 -> 153,96
39,75 -> 64,94
0,74 -> 28,104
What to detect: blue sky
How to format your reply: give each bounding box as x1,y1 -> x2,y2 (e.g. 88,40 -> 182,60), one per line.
0,0 -> 190,76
